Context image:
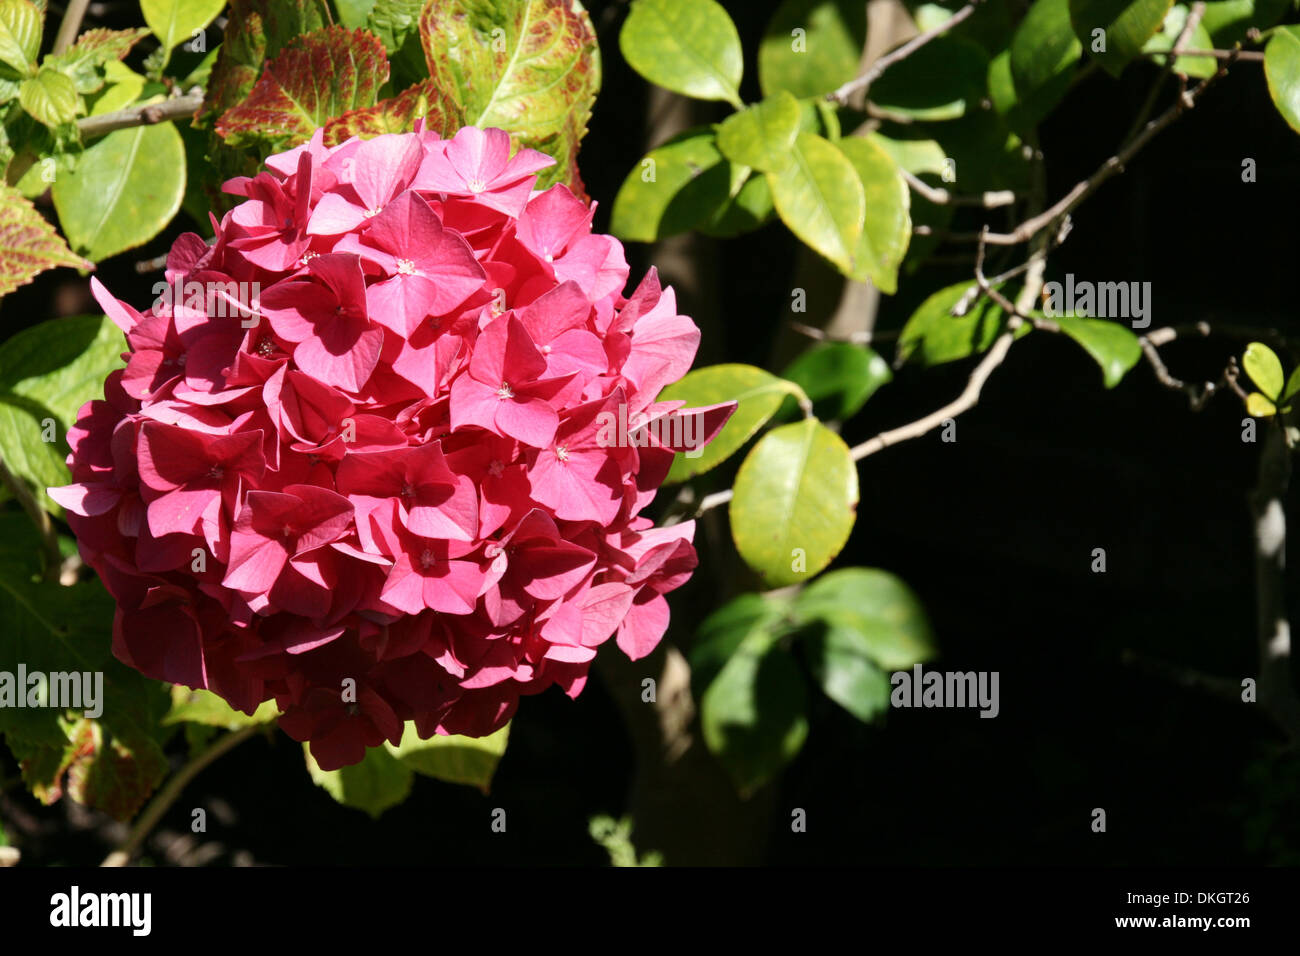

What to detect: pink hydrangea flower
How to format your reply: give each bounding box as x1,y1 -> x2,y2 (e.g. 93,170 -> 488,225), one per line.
51,126 -> 734,771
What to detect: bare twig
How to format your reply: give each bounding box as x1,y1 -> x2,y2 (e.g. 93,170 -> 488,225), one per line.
52,0 -> 92,55
77,92 -> 204,140
901,169 -> 1017,208
827,0 -> 986,105
790,321 -> 898,346
1140,47 -> 1264,62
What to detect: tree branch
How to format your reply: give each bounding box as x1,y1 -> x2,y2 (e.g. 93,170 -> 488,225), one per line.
901,169 -> 1017,208
827,0 -> 986,105
77,92 -> 204,140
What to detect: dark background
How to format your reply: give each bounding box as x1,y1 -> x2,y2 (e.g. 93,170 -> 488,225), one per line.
3,0 -> 1299,866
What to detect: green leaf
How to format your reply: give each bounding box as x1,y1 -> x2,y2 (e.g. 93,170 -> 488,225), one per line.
690,592 -> 794,698
782,342 -> 891,420
699,627 -> 808,797
46,27 -> 149,95
1246,392 -> 1276,417
730,418 -> 859,588
758,0 -> 868,98
384,722 -> 509,793
870,36 -> 990,122
140,0 -> 225,58
658,363 -> 802,482
0,182 -> 88,296
698,169 -> 776,237
867,133 -> 949,177
215,26 -> 389,151
716,91 -> 801,173
1280,365 -> 1300,403
19,68 -> 80,127
0,0 -> 40,76
320,78 -> 460,146
52,121 -> 185,262
835,136 -> 911,293
803,622 -> 892,722
419,0 -> 601,193
1141,5 -> 1216,77
0,401 -> 68,510
1010,0 -> 1082,117
767,130 -> 865,274
791,567 -> 935,671
1069,0 -> 1173,76
335,0 -> 379,28
89,61 -> 146,115
0,514 -> 170,820
305,742 -> 413,818
163,685 -> 279,729
1052,315 -> 1142,388
611,128 -> 745,242
896,281 -> 1009,366
1265,26 -> 1300,134
620,0 -> 743,106
0,314 -> 125,428
1201,0 -> 1288,47
1243,342 -> 1285,399
366,0 -> 426,89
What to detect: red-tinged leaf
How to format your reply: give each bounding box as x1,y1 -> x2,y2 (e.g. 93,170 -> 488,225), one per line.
66,26 -> 149,61
199,0 -> 330,125
9,719 -> 168,822
418,0 -> 600,194
0,183 -> 90,298
321,78 -> 464,146
216,26 -> 390,150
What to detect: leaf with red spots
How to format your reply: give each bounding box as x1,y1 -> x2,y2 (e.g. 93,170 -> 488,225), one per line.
418,0 -> 601,194
321,78 -> 464,146
0,183 -> 89,299
216,26 -> 391,151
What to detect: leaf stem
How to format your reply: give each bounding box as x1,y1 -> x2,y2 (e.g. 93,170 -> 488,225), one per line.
101,724 -> 262,867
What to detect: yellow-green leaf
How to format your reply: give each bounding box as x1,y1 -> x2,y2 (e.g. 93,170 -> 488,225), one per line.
716,91 -> 800,173
1243,342 -> 1284,399
766,130 -> 865,274
619,0 -> 743,106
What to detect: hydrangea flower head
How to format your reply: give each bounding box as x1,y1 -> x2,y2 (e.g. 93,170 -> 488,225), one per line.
52,126 -> 733,770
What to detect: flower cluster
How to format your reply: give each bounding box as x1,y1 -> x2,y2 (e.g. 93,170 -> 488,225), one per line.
52,126 -> 732,770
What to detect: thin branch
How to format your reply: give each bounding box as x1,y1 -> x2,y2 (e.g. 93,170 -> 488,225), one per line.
0,457 -> 62,582
102,725 -> 262,867
901,169 -> 1017,208
790,321 -> 898,346
1139,47 -> 1264,62
1125,3 -> 1205,142
827,0 -> 986,105
77,92 -> 204,140
977,48 -> 1233,247
52,0 -> 91,55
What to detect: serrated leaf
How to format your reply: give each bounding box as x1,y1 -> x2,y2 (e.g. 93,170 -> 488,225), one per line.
1243,342 -> 1285,399
1069,0 -> 1173,76
1053,314 -> 1142,387
758,0 -> 868,98
305,741 -> 412,818
321,78 -> 462,146
792,567 -> 935,672
0,0 -> 40,76
47,27 -> 149,95
730,418 -> 858,589
658,364 -> 801,482
620,0 -> 742,106
384,721 -> 509,792
611,127 -> 744,242
52,121 -> 185,262
19,68 -> 80,127
896,281 -> 1010,366
366,0 -> 425,88
767,130 -> 865,274
336,0 -> 378,28
141,0 -> 225,58
164,685 -> 279,729
835,136 -> 910,293
215,26 -> 389,150
0,182 -> 88,296
0,514 -> 170,820
716,91 -> 800,173
1265,26 -> 1300,134
782,342 -> 891,420
699,627 -> 807,797
420,0 -> 600,193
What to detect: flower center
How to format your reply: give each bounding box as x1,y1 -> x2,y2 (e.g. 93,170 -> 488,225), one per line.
487,459 -> 505,477
395,258 -> 417,275
208,465 -> 224,480
401,482 -> 415,499
497,383 -> 514,400
281,524 -> 293,538
419,549 -> 436,569
256,336 -> 277,357
555,445 -> 569,462
467,177 -> 486,193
